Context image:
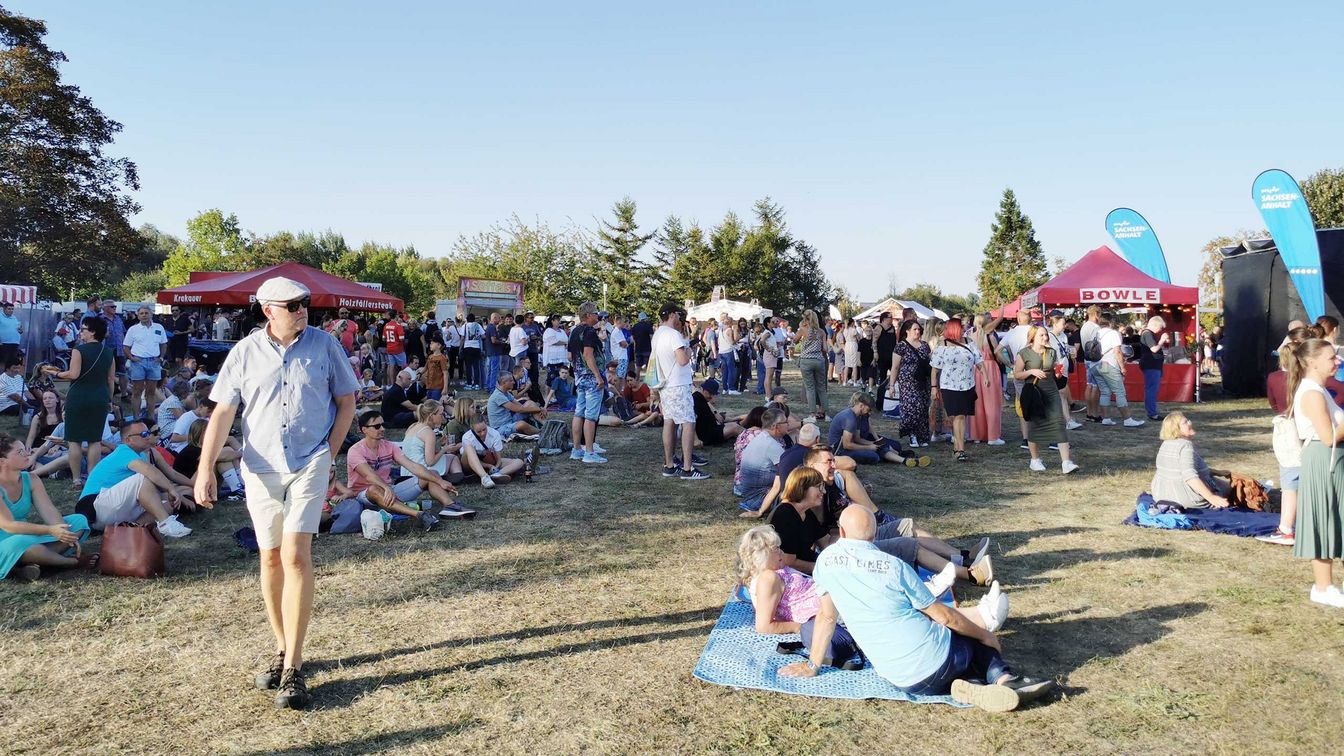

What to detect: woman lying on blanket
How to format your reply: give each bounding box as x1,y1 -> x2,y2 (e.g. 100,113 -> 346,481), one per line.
736,526 -> 1008,668
1151,412 -> 1232,509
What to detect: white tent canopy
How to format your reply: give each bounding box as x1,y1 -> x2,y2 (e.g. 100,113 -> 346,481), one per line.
685,286 -> 773,323
851,297 -> 948,322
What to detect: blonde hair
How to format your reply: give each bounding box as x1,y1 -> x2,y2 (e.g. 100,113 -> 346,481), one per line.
735,526 -> 781,586
801,309 -> 820,331
415,399 -> 442,425
452,396 -> 476,425
1159,411 -> 1187,440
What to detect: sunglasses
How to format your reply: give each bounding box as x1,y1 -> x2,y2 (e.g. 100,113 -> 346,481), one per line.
363,422 -> 385,430
269,297 -> 311,312
131,430 -> 153,438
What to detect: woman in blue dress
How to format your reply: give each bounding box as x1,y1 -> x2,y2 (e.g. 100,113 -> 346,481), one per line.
0,433 -> 94,580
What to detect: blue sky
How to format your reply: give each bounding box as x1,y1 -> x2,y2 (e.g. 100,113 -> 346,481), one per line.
13,1 -> 1344,301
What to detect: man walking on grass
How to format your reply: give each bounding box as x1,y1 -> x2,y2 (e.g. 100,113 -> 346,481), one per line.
653,304 -> 710,480
195,276 -> 358,709
569,301 -> 608,463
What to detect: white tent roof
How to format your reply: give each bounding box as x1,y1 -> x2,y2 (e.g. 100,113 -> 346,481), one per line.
852,298 -> 948,322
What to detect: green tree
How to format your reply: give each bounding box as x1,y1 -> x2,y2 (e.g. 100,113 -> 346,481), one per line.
112,269 -> 168,302
242,229 -> 348,270
325,243 -> 434,312
438,215 -> 597,316
977,188 -> 1049,308
1,5 -> 146,295
591,197 -> 655,314
1302,167 -> 1344,229
161,209 -> 248,286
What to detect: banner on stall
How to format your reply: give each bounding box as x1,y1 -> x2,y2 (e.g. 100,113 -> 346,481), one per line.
1106,208 -> 1170,283
1253,169 -> 1324,321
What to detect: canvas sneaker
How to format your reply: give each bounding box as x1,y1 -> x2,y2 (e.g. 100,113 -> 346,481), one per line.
481,475 -> 496,489
923,562 -> 957,598
679,468 -> 712,481
662,466 -> 680,477
987,438 -> 1005,446
583,452 -> 608,464
1029,458 -> 1047,472
1123,418 -> 1146,427
417,512 -> 440,532
1309,584 -> 1344,608
438,501 -> 476,519
1255,528 -> 1294,546
157,515 -> 192,538
1062,460 -> 1080,475
592,443 -> 608,454
570,449 -> 586,460
1101,418 -> 1117,426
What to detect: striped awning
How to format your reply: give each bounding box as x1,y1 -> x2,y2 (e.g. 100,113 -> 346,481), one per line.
0,285 -> 37,305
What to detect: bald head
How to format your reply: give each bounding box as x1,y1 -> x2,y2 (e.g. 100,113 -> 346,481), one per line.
838,505 -> 876,542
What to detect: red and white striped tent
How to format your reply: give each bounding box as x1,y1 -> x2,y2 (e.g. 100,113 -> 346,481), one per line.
0,285 -> 38,305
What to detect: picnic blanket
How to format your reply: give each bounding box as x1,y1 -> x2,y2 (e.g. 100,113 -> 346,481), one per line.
1124,493 -> 1280,537
691,597 -> 965,706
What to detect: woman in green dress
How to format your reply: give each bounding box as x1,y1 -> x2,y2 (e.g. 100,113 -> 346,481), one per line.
1287,338 -> 1344,608
1013,325 -> 1079,475
42,316 -> 114,486
0,434 -> 94,580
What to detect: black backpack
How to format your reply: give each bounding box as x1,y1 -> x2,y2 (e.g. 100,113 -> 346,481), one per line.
1083,336 -> 1103,363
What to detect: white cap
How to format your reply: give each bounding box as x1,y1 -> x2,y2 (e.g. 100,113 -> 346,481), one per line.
256,276 -> 310,304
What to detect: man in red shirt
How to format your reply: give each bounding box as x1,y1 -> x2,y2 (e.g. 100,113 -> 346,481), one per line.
326,307 -> 358,356
382,313 -> 406,386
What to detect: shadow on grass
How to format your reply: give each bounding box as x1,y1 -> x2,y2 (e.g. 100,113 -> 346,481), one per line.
322,606 -> 720,670
237,720 -> 483,756
1010,601 -> 1211,682
310,621 -> 717,710
1005,547 -> 1177,587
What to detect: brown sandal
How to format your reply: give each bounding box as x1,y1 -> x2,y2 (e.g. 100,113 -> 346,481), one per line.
76,552 -> 101,571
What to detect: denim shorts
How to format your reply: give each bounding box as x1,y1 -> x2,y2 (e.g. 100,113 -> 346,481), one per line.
1279,465 -> 1300,492
127,358 -> 162,382
574,375 -> 603,421
386,351 -> 407,367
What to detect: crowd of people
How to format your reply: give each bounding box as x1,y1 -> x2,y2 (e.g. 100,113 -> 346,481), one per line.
5,276 -> 1340,713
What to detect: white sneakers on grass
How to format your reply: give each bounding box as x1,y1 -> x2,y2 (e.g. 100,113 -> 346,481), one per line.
156,515 -> 191,538
1066,420 -> 1083,430
923,562 -> 957,598
1309,584 -> 1344,608
1062,460 -> 1080,475
1029,459 -> 1046,472
977,581 -> 1010,632
1123,418 -> 1146,427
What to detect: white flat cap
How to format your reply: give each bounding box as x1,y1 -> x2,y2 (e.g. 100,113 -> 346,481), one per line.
256,276 -> 310,304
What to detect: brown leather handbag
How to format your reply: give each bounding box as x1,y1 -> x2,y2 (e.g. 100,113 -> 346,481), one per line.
99,523 -> 166,578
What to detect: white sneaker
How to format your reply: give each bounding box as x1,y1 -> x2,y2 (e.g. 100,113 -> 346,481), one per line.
978,581 -> 1009,632
987,438 -> 1006,446
592,443 -> 608,454
1101,418 -> 1117,426
481,475 -> 496,489
156,515 -> 192,538
1029,458 -> 1046,472
1309,584 -> 1344,608
923,562 -> 957,598
1066,420 -> 1083,430
1123,418 -> 1146,427
1062,460 -> 1080,475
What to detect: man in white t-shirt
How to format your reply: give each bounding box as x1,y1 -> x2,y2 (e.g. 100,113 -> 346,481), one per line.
996,310 -> 1033,445
508,313 -> 529,364
1094,314 -> 1143,427
123,306 -> 169,418
652,304 -> 710,481
1078,305 -> 1103,421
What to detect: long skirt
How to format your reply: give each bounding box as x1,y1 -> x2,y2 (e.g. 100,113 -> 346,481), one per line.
1293,441 -> 1344,560
970,346 -> 1003,442
897,370 -> 931,442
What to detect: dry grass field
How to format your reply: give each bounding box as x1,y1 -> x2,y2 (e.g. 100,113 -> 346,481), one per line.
3,372 -> 1343,755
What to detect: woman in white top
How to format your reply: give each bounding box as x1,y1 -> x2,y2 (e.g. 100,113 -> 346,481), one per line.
401,400 -> 466,484
541,315 -> 570,384
1288,338 -> 1344,607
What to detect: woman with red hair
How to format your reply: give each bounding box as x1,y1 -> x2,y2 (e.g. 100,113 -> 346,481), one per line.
929,318 -> 983,462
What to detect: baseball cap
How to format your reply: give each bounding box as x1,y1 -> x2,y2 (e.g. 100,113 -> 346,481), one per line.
638,313 -> 648,320
256,276 -> 310,304
701,378 -> 720,395
1047,309 -> 1065,318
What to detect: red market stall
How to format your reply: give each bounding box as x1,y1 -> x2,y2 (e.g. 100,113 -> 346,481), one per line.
157,262 -> 405,313
1019,245 -> 1199,402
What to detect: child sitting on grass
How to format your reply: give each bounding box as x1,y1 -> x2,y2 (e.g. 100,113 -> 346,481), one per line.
547,366 -> 575,411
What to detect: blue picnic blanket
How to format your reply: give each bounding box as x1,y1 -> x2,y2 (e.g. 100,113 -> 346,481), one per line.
1124,493 -> 1280,537
692,597 -> 965,706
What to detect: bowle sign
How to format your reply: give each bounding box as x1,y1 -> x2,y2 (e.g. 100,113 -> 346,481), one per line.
1078,287 -> 1160,304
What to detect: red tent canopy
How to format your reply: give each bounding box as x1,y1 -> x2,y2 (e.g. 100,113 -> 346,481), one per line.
157,262 -> 405,313
1023,245 -> 1197,308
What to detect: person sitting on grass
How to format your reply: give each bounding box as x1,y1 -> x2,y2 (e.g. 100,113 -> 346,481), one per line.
547,365 -> 576,411
828,391 -> 930,467
346,410 -> 473,527
156,380 -> 189,436
625,388 -> 663,428
763,386 -> 803,434
172,419 -> 246,497
1,434 -> 97,581
73,420 -> 195,538
623,369 -> 653,413
1151,412 -> 1232,509
461,416 -> 527,487
380,369 -> 419,428
24,389 -> 63,452
736,525 -> 863,668
401,400 -> 467,484
358,368 -> 384,404
743,423 -> 860,519
736,408 -> 790,511
732,407 -> 770,496
693,379 -> 744,446
512,360 -> 544,406
487,372 -> 545,439
780,506 -> 1053,713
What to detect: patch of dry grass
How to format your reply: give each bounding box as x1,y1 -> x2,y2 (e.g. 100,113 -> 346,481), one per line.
3,374 -> 1343,754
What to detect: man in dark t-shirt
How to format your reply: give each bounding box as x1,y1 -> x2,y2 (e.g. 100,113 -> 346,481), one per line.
1138,319 -> 1169,420
693,379 -> 743,446
631,315 -> 654,370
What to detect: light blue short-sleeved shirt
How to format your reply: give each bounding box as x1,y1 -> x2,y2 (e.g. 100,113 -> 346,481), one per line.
210,325 -> 359,474
812,538 -> 950,687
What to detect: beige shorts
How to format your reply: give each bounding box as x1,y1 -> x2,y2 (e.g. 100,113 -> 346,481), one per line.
241,450 -> 330,550
93,473 -> 148,526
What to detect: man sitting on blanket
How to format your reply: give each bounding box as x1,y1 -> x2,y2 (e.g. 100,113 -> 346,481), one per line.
781,506 -> 1057,713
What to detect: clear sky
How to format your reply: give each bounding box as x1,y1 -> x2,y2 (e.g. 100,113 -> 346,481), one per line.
13,1 -> 1344,301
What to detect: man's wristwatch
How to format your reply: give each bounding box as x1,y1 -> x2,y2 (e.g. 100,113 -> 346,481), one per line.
805,660 -> 820,673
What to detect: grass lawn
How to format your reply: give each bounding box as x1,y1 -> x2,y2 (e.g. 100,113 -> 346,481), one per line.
2,370 -> 1343,754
